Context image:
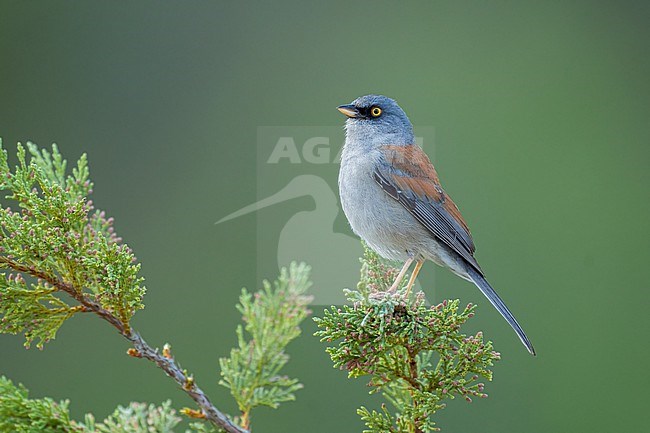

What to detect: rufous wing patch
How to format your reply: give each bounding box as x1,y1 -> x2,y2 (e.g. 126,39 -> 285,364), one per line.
381,144 -> 471,234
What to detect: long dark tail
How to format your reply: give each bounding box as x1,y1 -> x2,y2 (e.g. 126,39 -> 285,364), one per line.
466,267 -> 536,356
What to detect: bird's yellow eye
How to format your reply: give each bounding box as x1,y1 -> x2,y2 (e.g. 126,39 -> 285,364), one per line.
370,106 -> 382,117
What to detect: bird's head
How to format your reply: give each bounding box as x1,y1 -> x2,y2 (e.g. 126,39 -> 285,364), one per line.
337,94 -> 414,147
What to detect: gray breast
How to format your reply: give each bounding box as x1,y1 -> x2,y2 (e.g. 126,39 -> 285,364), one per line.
338,148 -> 425,262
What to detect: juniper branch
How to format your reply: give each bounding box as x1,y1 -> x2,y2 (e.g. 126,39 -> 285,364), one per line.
0,255 -> 245,433
315,245 -> 501,432
0,140 -> 247,433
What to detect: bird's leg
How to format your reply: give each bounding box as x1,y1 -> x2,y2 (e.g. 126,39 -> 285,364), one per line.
405,260 -> 424,297
388,258 -> 414,292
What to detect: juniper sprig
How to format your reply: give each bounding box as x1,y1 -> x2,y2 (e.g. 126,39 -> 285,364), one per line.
0,140 -> 144,348
0,375 -> 83,433
315,245 -> 501,433
82,401 -> 182,433
219,263 -> 313,430
0,375 -> 190,433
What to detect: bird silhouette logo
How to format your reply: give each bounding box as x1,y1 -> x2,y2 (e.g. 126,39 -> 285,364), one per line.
217,174 -> 364,305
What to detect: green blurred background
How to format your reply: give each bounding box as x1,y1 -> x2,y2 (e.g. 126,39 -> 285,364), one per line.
1,1 -> 648,432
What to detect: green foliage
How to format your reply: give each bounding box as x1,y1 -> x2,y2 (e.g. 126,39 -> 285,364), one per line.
356,242 -> 400,295
315,246 -> 501,432
0,376 -> 191,433
0,375 -> 83,433
0,140 -> 145,348
185,422 -> 222,433
219,262 -> 313,428
81,401 -> 181,433
0,272 -> 81,349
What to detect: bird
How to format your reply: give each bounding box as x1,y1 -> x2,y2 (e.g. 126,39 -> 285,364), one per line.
337,94 -> 535,356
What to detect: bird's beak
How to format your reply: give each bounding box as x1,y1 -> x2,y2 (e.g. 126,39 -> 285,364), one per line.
337,104 -> 360,118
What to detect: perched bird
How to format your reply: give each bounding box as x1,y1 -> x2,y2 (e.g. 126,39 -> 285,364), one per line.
337,94 -> 535,355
